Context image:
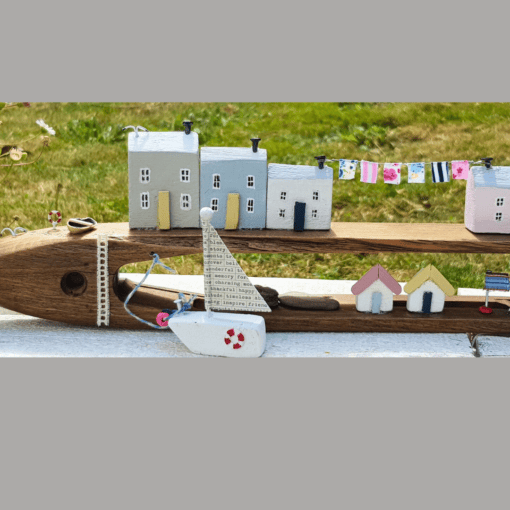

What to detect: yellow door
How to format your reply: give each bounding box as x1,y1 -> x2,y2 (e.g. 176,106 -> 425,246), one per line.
157,191 -> 171,230
225,193 -> 240,230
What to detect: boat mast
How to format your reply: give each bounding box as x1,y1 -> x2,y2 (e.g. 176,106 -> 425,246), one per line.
200,207 -> 214,315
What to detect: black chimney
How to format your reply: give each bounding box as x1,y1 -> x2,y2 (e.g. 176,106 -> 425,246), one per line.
251,138 -> 261,153
315,156 -> 326,169
481,157 -> 493,169
183,121 -> 193,135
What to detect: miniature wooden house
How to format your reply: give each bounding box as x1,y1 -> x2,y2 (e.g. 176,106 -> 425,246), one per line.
200,140 -> 267,230
351,264 -> 402,314
403,264 -> 455,313
465,165 -> 510,234
266,163 -> 333,231
128,130 -> 200,230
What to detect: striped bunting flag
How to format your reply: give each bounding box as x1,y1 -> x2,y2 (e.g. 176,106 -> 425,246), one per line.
431,161 -> 449,183
360,160 -> 379,183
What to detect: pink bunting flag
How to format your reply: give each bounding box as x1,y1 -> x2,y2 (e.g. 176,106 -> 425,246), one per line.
360,160 -> 379,183
383,163 -> 401,184
452,160 -> 469,180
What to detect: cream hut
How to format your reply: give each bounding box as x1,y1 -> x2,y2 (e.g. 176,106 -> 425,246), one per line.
404,265 -> 455,313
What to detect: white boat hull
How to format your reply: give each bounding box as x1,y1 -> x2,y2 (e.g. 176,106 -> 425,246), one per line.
169,311 -> 266,358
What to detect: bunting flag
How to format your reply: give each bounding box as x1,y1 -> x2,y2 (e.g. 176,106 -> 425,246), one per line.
431,161 -> 450,183
408,162 -> 425,183
451,160 -> 469,180
360,160 -> 379,183
383,163 -> 401,184
338,159 -> 357,180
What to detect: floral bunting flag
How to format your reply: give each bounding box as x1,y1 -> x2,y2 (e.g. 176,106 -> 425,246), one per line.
383,163 -> 402,184
431,161 -> 450,183
338,159 -> 357,180
360,160 -> 379,183
452,160 -> 469,180
407,162 -> 425,183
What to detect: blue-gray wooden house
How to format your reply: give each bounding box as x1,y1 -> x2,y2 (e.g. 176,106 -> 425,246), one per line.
200,140 -> 268,230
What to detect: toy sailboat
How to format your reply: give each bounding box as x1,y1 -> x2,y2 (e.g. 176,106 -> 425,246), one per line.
166,208 -> 271,357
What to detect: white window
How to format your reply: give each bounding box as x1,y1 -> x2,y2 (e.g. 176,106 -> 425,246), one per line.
280,192 -> 286,200
497,197 -> 505,207
279,209 -> 285,218
247,175 -> 255,188
211,198 -> 218,211
312,210 -> 318,218
180,168 -> 190,182
496,212 -> 503,221
247,198 -> 254,213
141,192 -> 150,209
213,174 -> 221,189
313,191 -> 319,201
140,168 -> 150,183
180,194 -> 191,210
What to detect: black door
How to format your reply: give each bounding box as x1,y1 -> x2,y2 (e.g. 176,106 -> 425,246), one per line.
422,292 -> 432,313
294,202 -> 306,232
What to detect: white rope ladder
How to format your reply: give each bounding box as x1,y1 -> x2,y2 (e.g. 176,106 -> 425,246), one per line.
97,233 -> 110,326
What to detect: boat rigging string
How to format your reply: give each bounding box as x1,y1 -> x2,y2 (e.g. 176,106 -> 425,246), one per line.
123,252 -> 197,330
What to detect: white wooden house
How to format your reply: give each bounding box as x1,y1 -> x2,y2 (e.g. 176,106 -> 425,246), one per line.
404,265 -> 455,313
266,163 -> 333,231
351,264 -> 402,314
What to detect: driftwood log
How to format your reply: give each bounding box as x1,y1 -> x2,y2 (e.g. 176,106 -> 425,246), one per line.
1,221 -> 510,334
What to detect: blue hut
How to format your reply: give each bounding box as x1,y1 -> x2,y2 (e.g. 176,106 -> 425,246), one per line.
200,139 -> 267,230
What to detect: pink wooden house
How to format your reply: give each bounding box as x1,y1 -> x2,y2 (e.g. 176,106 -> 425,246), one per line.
465,165 -> 510,234
351,264 -> 402,314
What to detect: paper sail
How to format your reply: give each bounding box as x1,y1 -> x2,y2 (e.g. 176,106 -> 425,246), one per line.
201,217 -> 271,313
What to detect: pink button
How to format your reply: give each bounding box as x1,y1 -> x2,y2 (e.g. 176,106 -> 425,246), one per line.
156,312 -> 170,327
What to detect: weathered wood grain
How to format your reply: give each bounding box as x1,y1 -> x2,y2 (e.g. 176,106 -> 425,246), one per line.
1,222 -> 510,333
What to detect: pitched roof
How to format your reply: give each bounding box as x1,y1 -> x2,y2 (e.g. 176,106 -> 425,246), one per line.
268,163 -> 333,180
472,166 -> 510,189
351,264 -> 402,296
128,131 -> 199,154
403,264 -> 455,296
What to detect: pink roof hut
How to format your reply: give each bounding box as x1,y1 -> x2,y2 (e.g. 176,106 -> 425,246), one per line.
465,165 -> 510,234
351,264 -> 402,314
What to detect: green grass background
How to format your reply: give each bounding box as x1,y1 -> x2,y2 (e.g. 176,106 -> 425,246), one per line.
2,102 -> 510,290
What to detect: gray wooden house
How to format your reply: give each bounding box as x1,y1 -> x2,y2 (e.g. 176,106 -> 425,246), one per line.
200,140 -> 267,230
128,129 -> 200,229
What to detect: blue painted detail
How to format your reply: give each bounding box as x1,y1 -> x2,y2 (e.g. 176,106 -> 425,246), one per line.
422,291 -> 432,313
200,147 -> 267,229
294,202 -> 306,231
473,166 -> 510,189
485,274 -> 510,291
371,292 -> 382,314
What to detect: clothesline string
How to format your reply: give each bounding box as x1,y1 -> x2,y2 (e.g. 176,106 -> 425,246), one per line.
326,159 -> 483,166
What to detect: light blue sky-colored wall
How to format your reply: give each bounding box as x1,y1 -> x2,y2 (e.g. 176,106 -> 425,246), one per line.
200,148 -> 267,229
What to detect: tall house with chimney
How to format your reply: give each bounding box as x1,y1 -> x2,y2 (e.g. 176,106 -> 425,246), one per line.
200,139 -> 268,230
128,122 -> 200,229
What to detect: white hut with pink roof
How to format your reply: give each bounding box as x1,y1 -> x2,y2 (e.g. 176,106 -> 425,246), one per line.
465,165 -> 510,234
351,264 -> 402,314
